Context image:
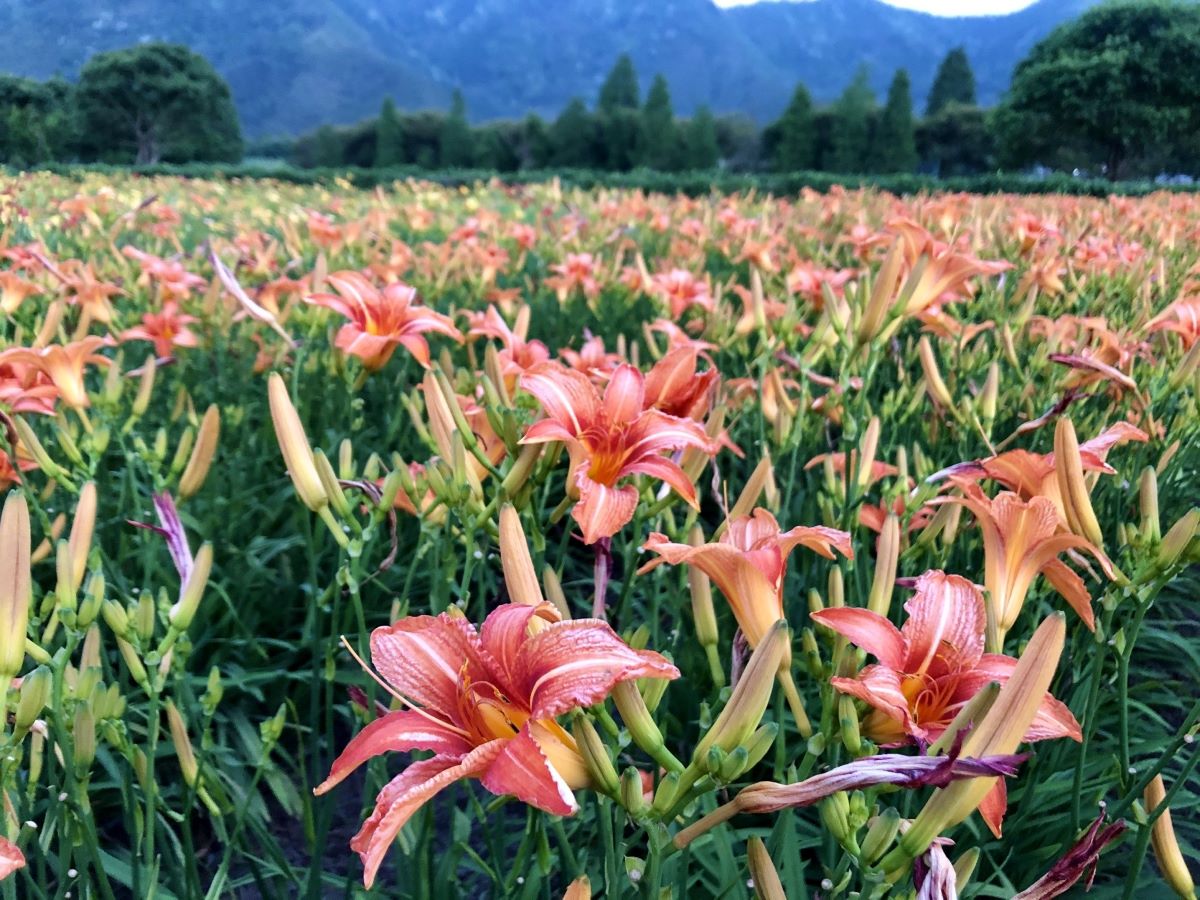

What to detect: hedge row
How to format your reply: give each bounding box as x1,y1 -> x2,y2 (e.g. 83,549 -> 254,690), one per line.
12,161 -> 1196,198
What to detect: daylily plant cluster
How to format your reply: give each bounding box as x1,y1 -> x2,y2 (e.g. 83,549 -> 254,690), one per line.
0,172 -> 1195,899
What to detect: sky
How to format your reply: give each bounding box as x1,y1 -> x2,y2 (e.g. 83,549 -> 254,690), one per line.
714,0 -> 1038,13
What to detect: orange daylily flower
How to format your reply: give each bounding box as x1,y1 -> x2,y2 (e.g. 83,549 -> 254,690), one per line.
643,508 -> 852,651
0,337 -> 110,409
0,271 -> 40,314
61,260 -> 122,324
886,218 -> 1011,316
0,360 -> 60,416
305,271 -> 461,371
936,487 -> 1113,643
1147,296 -> 1200,349
649,269 -> 713,319
560,333 -> 624,379
467,305 -> 550,387
546,253 -> 600,301
642,346 -> 718,420
122,247 -> 207,300
812,570 -> 1081,835
121,301 -> 201,358
520,363 -> 714,544
316,602 -> 678,887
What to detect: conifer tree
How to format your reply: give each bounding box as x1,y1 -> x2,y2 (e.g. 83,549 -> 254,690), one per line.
598,53 -> 640,112
829,65 -> 875,173
439,89 -> 474,167
926,47 -> 976,116
639,74 -> 677,169
375,96 -> 404,167
873,69 -> 917,172
773,83 -> 815,171
682,105 -> 720,169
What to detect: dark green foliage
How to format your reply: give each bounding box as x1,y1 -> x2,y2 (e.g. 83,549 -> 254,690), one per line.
773,84 -> 816,172
598,109 -> 642,172
0,75 -> 77,165
312,125 -> 343,168
439,89 -> 475,168
994,0 -> 1200,178
829,65 -> 875,174
597,53 -> 640,112
926,47 -> 976,116
639,74 -> 678,170
76,43 -> 241,164
917,102 -> 993,176
681,106 -> 720,170
551,98 -> 600,168
375,96 -> 404,167
872,69 -> 917,173
521,114 -> 553,169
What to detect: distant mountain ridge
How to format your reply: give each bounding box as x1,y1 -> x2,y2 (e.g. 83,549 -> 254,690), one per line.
0,0 -> 1100,136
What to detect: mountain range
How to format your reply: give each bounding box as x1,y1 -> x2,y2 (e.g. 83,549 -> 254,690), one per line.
0,0 -> 1101,136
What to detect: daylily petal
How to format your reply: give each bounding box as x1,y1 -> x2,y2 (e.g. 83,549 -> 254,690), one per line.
572,477 -> 639,544
352,741 -> 505,888
831,666 -> 917,745
0,837 -> 24,882
811,608 -> 907,670
901,571 -> 986,677
479,602 -> 559,693
777,524 -> 854,560
520,365 -> 599,435
622,455 -> 699,508
518,619 -> 679,720
1040,559 -> 1096,630
960,655 -> 1082,741
979,778 -> 1008,838
480,723 -> 579,816
370,614 -> 487,716
603,364 -> 645,427
314,709 -> 472,795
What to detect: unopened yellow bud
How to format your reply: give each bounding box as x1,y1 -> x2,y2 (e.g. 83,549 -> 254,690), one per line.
170,542 -> 212,631
868,513 -> 900,617
855,243 -> 905,346
73,706 -> 96,772
500,444 -> 540,498
861,808 -> 901,865
572,716 -> 620,797
1169,339 -> 1200,391
55,541 -> 77,619
1140,467 -> 1161,543
14,665 -> 51,734
839,694 -> 862,755
101,599 -> 131,638
313,450 -> 351,519
13,416 -> 68,483
747,836 -> 787,900
1158,509 -> 1200,572
116,637 -> 149,688
267,373 -> 328,512
856,417 -> 881,493
1146,774 -> 1197,899
917,336 -> 955,410
563,875 -> 592,900
686,525 -> 720,655
695,620 -> 788,761
1054,418 -> 1104,547
499,505 -> 544,607
79,573 -> 103,628
729,454 -> 777,521
165,700 -> 199,787
541,567 -> 570,620
67,482 -> 96,591
820,791 -> 853,846
179,405 -> 220,499
954,847 -> 980,894
979,361 -> 999,428
612,681 -> 669,760
620,766 -> 646,815
0,492 -> 32,679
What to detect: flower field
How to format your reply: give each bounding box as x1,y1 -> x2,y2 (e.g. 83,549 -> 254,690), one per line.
0,171 -> 1197,898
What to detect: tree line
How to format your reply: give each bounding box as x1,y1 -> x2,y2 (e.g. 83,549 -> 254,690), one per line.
1,1 -> 1198,180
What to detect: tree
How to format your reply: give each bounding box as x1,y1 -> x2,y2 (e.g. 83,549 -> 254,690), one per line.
873,69 -> 917,173
521,113 -> 553,169
926,47 -> 976,116
993,0 -> 1200,178
639,74 -> 677,169
681,105 -> 720,170
550,98 -> 600,167
598,53 -> 639,112
313,125 -> 343,167
829,65 -> 875,174
375,96 -> 404,167
439,89 -> 475,167
76,43 -> 241,164
773,83 -> 816,172
917,102 -> 993,176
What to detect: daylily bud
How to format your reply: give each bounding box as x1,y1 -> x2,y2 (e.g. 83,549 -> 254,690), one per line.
31,512 -> 66,564
338,439 -> 354,480
1146,774 -> 1197,899
1169,339 -> 1200,391
735,723 -> 778,776
377,467 -> 404,513
839,694 -> 862,755
73,706 -> 96,772
820,791 -> 854,847
500,444 -> 540,498
135,593 -> 155,642
747,836 -> 786,900
170,426 -> 195,476
267,373 -> 328,512
1140,467 -> 1161,543
103,347 -> 124,401
695,620 -> 788,761
101,599 -> 131,638
954,847 -> 980,894
116,637 -> 149,688
855,243 -> 904,346
13,416 -> 69,482
131,354 -> 156,417
55,541 -> 77,619
828,566 -> 844,609
641,676 -> 669,715
179,405 -> 220,499
979,361 -> 999,428
166,700 -> 199,787
684,525 -> 723,686
153,426 -> 168,461
14,666 -> 51,735
572,716 -> 620,797
613,681 -> 670,761
868,513 -> 900,617
0,492 -> 32,679
887,613 -> 1067,867
1054,418 -> 1104,547
730,454 -> 777,521
170,542 -> 212,631
542,567 -> 570,620
1157,509 -> 1199,572
918,336 -> 954,410
861,808 -> 901,864
68,482 -> 96,591
499,505 -> 544,607
563,875 -> 591,900
313,450 -> 351,519
620,766 -> 646,815
856,417 -> 881,494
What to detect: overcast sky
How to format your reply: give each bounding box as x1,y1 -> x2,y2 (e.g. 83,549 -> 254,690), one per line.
714,0 -> 1038,14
